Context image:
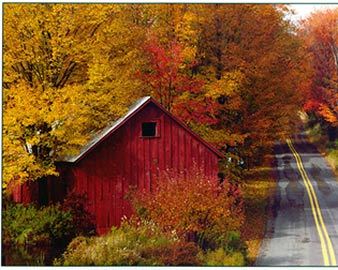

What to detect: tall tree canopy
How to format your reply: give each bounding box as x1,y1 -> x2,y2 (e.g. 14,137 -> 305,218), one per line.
3,4 -> 148,190
194,5 -> 303,160
299,8 -> 338,130
3,3 -> 304,190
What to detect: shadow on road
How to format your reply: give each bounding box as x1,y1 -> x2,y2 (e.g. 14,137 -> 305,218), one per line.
256,135 -> 338,266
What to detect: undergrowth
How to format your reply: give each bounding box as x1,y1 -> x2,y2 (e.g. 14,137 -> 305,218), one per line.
240,159 -> 276,265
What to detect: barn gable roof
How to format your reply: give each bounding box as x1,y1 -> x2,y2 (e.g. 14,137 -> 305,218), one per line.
62,96 -> 223,163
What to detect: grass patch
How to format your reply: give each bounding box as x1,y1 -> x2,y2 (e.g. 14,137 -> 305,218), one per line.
240,158 -> 276,265
327,149 -> 338,172
201,248 -> 245,266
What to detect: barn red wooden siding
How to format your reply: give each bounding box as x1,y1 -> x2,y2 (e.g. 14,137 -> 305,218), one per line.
11,98 -> 222,235
11,168 -> 68,205
11,181 -> 38,204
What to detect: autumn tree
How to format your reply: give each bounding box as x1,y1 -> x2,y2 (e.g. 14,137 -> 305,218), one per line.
3,4 -> 148,190
140,36 -> 220,132
3,3 -> 308,191
131,169 -> 243,249
134,4 -> 305,169
193,4 -> 304,166
4,4 -> 93,190
139,6 -> 239,148
299,8 -> 338,139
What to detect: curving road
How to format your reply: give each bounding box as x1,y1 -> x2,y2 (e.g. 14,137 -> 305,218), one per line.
256,133 -> 338,266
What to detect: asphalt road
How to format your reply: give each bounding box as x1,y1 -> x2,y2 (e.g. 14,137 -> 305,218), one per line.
256,133 -> 338,266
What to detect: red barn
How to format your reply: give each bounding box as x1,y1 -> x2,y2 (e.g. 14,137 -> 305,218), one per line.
12,97 -> 223,234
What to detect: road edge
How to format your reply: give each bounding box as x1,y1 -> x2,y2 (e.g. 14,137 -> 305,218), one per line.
252,151 -> 279,265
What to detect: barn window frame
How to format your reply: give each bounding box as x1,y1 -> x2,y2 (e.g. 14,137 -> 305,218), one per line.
141,120 -> 160,138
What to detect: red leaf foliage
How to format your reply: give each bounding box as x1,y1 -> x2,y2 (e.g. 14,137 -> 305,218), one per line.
130,168 -> 244,247
139,36 -> 220,126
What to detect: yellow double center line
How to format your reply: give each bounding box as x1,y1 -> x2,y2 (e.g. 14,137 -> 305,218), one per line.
286,138 -> 336,266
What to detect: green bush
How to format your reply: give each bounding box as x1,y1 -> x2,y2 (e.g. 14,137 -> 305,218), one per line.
3,202 -> 74,247
201,248 -> 245,266
327,149 -> 338,170
197,231 -> 247,265
224,231 -> 247,255
55,220 -> 201,266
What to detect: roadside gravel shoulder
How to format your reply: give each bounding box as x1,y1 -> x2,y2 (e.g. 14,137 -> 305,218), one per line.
240,154 -> 277,265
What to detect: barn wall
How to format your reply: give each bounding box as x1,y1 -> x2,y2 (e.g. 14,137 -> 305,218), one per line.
68,103 -> 220,234
11,173 -> 68,206
11,103 -> 221,235
11,181 -> 38,204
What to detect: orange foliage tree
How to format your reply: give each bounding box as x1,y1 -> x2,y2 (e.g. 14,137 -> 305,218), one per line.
139,5 -> 304,169
3,3 -> 307,191
197,5 -> 304,161
140,36 -> 220,126
299,8 -> 338,133
130,169 -> 244,249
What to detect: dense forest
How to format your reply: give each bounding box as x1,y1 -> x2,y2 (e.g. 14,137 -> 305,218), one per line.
3,4 -> 337,190
3,4 -> 338,266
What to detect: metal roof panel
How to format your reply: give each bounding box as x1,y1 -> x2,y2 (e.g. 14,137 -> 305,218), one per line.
60,96 -> 223,163
61,96 -> 151,162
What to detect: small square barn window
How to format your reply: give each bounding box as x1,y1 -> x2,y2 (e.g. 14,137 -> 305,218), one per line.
142,122 -> 157,137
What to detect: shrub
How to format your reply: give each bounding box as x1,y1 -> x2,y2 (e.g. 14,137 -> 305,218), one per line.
130,168 -> 244,250
226,231 -> 247,254
2,202 -> 74,247
61,192 -> 96,236
201,248 -> 245,266
141,241 -> 202,266
38,204 -> 75,244
55,220 -> 181,266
